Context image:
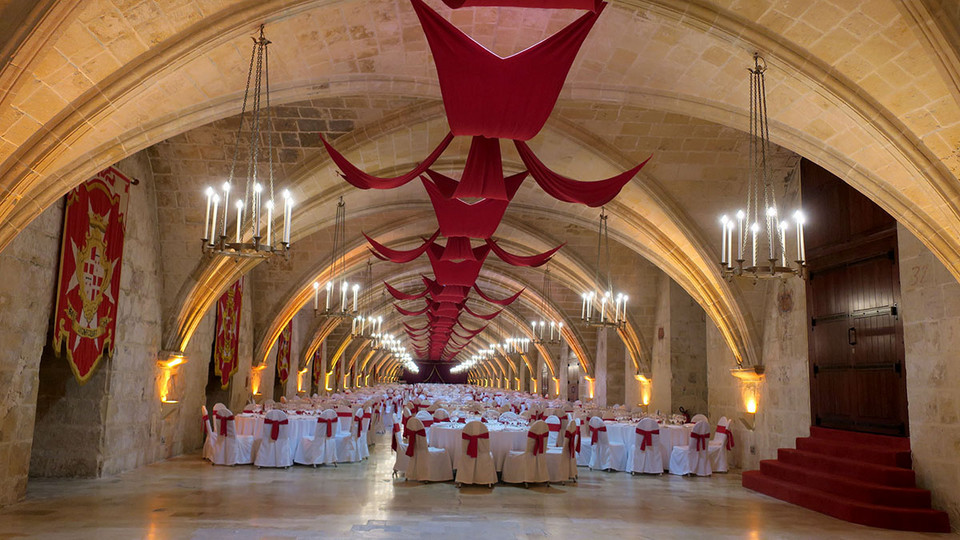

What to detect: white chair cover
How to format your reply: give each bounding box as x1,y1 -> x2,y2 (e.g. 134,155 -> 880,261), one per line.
669,420 -> 712,476
498,411 -> 520,424
335,405 -> 353,433
433,408 -> 451,423
709,416 -> 733,472
333,409 -> 361,463
626,417 -> 664,475
546,421 -> 579,483
353,407 -> 370,460
544,415 -> 561,448
201,405 -> 216,461
502,420 -> 551,484
254,410 -> 293,468
210,408 -> 254,466
392,413 -> 410,476
691,413 -> 709,424
404,417 -> 453,482
575,417 -> 593,467
588,416 -> 626,471
296,408 -> 338,466
455,421 -> 497,486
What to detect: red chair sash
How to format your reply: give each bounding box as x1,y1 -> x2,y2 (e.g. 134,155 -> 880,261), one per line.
421,418 -> 434,428
337,411 -> 353,417
355,416 -> 364,438
391,421 -> 400,451
202,413 -> 210,434
716,425 -> 735,450
405,428 -> 427,457
547,423 -> 561,432
563,430 -> 579,457
462,431 -> 489,458
264,418 -> 289,441
528,431 -> 549,456
635,427 -> 659,451
215,413 -> 234,436
692,432 -> 710,451
589,425 -> 606,444
317,417 -> 336,438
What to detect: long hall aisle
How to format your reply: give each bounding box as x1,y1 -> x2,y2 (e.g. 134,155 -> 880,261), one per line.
0,436 -> 938,539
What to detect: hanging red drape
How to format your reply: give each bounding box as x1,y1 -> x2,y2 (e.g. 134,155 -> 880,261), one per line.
442,0 -> 602,9
386,282 -> 429,301
321,132 -> 454,189
404,322 -> 429,332
473,283 -> 523,306
515,141 -> 651,207
455,136 -> 507,200
366,230 -> 440,263
463,305 -> 502,320
485,238 -> 563,267
411,0 -> 605,141
439,236 -> 477,262
428,243 -> 490,287
422,170 -> 527,239
396,303 -> 430,316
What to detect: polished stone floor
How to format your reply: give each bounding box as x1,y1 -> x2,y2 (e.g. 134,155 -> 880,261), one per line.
0,438 -> 945,539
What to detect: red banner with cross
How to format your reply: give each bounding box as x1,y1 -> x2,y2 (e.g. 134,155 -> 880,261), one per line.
52,166 -> 131,384
214,279 -> 243,389
276,320 -> 292,385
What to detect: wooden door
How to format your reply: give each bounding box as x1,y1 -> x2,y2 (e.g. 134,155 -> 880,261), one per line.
803,159 -> 908,436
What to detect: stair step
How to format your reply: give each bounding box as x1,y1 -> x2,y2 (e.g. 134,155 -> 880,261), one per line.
796,436 -> 912,468
759,460 -> 930,508
777,448 -> 915,487
743,470 -> 951,533
809,426 -> 911,451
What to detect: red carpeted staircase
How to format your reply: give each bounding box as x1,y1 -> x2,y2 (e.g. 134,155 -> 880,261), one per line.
742,426 -> 951,533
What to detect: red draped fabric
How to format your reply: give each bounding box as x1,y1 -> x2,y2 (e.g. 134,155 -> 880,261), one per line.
422,171 -> 527,238
473,283 -> 523,306
385,281 -> 429,301
515,141 -> 650,207
395,303 -> 430,316
439,236 -> 477,261
464,304 -> 502,320
485,238 -> 562,267
428,243 -> 490,287
366,230 -> 440,263
442,0 -> 602,9
321,132 -> 454,189
411,0 -> 605,140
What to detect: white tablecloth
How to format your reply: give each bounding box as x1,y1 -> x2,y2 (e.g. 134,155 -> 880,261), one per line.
602,421 -> 693,469
428,422 -> 529,471
235,414 -> 320,456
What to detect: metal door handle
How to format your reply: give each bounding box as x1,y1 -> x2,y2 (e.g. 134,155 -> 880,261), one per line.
848,327 -> 857,345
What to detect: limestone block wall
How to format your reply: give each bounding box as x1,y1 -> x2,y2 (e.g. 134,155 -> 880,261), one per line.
0,196 -> 62,503
650,274 -> 671,414
669,280 -> 708,416
898,224 -> 960,528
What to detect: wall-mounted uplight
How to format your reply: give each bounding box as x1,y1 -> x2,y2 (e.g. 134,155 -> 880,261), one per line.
157,352 -> 187,404
250,364 -> 267,396
731,366 -> 764,430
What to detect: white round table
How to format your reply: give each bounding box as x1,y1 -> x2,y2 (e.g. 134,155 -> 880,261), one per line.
235,413 -> 319,456
428,422 -> 529,471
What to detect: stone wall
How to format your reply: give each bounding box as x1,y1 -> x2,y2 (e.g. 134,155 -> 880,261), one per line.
0,196 -> 63,502
649,275 -> 708,415
898,224 -> 960,528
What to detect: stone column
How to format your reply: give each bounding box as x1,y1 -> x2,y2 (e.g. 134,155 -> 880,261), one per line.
558,341 -> 569,401
605,328 -> 626,406
595,327 -> 609,406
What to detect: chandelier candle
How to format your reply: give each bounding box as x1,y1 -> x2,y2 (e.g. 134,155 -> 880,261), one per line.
313,282 -> 320,310
209,195 -> 219,245
736,210 -> 744,261
282,190 -> 292,245
265,200 -> 273,246
720,215 -> 729,265
235,200 -> 243,243
203,187 -> 213,240
253,183 -> 262,238
221,182 -> 230,237
340,282 -> 348,312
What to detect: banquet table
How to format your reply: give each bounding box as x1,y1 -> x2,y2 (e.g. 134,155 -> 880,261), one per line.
602,421 -> 693,469
428,421 -> 529,471
235,413 -> 320,456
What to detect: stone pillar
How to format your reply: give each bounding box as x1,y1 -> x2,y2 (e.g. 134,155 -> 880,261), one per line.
558,341 -> 569,401
606,328 -> 626,406
595,327 -> 609,406
650,274 -> 671,414
649,275 -> 708,416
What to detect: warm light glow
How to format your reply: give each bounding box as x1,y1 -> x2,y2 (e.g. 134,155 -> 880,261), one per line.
746,395 -> 757,414
584,376 -> 595,399
158,354 -> 187,402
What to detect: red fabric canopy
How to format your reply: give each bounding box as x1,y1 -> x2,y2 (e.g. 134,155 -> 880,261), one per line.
515,141 -> 651,207
464,305 -> 502,320
366,230 -> 440,263
322,132 -> 454,189
385,282 -> 429,301
396,303 -> 430,317
439,236 -> 477,262
412,0 -> 605,140
485,238 -> 562,267
422,170 -> 526,239
473,284 -> 523,306
428,243 -> 490,287
442,0 -> 602,9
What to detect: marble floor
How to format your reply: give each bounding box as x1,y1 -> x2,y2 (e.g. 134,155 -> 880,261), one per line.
0,438 -> 947,539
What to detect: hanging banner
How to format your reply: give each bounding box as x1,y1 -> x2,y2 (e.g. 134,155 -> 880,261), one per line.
214,279 -> 243,389
276,320 -> 292,385
52,166 -> 131,384
311,346 -> 323,393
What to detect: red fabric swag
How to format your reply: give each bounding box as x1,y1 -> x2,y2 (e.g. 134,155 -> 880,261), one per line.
464,304 -> 502,321
439,236 -> 477,262
386,282 -> 429,301
395,303 -> 430,316
428,243 -> 490,287
411,0 -> 605,140
322,132 -> 454,189
473,283 -> 523,306
422,170 -> 527,238
486,238 -> 562,267
515,141 -> 651,207
442,0 -> 602,9
366,230 -> 440,263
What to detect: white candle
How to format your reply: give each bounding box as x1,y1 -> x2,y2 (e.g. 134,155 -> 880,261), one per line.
751,223 -> 759,267
235,200 -> 243,243
252,183 -> 261,238
361,316 -> 366,334
720,215 -> 728,264
221,182 -> 231,237
780,221 -> 788,267
282,190 -> 292,244
352,284 -> 359,312
265,200 -> 273,246
600,295 -> 606,322
581,294 -> 587,319
341,282 -> 348,311
203,187 -> 213,240
766,207 -> 777,261
313,282 -> 319,310
794,210 -> 806,262
727,223 -> 735,266
325,281 -> 332,310
550,321 -> 556,340
210,195 -> 219,245
736,210 -> 744,261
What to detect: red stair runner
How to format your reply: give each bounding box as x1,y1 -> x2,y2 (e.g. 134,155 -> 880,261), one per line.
742,426 -> 951,533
